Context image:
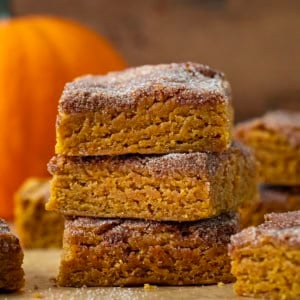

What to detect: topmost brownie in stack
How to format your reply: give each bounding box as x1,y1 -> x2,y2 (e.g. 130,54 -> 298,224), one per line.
55,62 -> 233,156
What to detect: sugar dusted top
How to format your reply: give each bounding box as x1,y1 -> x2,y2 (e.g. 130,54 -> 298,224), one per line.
59,62 -> 231,113
264,211 -> 300,229
230,211 -> 300,250
235,110 -> 300,147
65,212 -> 238,246
49,142 -> 252,179
49,152 -> 220,178
0,218 -> 22,253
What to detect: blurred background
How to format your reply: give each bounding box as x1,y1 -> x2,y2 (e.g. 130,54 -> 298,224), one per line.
13,0 -> 300,120
1,0 -> 300,219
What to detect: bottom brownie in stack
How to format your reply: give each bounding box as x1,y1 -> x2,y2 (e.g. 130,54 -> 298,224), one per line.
58,213 -> 238,286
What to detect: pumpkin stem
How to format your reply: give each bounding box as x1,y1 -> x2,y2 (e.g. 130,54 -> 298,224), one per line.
0,0 -> 12,18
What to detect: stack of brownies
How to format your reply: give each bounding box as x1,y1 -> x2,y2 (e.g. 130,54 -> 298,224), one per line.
235,111 -> 300,227
46,62 -> 257,287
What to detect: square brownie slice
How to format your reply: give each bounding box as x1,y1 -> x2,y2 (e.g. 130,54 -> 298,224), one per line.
47,143 -> 256,221
14,178 -> 64,248
0,219 -> 24,291
56,62 -> 232,155
58,213 -> 238,287
235,110 -> 300,185
229,211 -> 300,299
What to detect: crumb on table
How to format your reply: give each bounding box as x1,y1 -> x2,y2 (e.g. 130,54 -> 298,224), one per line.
144,283 -> 157,290
32,292 -> 44,298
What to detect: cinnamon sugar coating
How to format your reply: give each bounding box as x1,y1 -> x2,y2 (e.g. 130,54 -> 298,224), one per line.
230,211 -> 300,250
56,62 -> 233,155
59,62 -> 230,113
58,213 -> 238,287
49,142 -> 252,178
265,211 -> 300,230
0,219 -> 24,291
236,110 -> 300,148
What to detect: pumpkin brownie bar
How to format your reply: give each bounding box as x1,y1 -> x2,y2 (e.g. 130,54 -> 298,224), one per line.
56,62 -> 233,156
47,143 -> 256,221
229,211 -> 300,300
240,185 -> 300,228
235,110 -> 300,185
0,219 -> 24,291
14,178 -> 64,248
58,213 -> 238,287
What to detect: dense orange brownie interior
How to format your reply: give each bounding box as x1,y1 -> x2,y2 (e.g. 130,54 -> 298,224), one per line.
58,213 -> 238,287
47,143 -> 256,221
56,62 -> 233,156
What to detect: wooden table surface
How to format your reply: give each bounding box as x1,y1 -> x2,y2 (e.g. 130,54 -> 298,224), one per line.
2,250 -> 253,300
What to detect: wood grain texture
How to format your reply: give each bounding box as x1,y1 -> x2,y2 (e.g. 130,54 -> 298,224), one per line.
2,250 -> 254,299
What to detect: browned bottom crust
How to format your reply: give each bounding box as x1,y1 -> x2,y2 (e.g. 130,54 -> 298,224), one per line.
240,185 -> 300,228
0,219 -> 24,291
58,213 -> 238,287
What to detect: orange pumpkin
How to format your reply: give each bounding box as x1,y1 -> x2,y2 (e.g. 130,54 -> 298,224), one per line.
0,16 -> 126,219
